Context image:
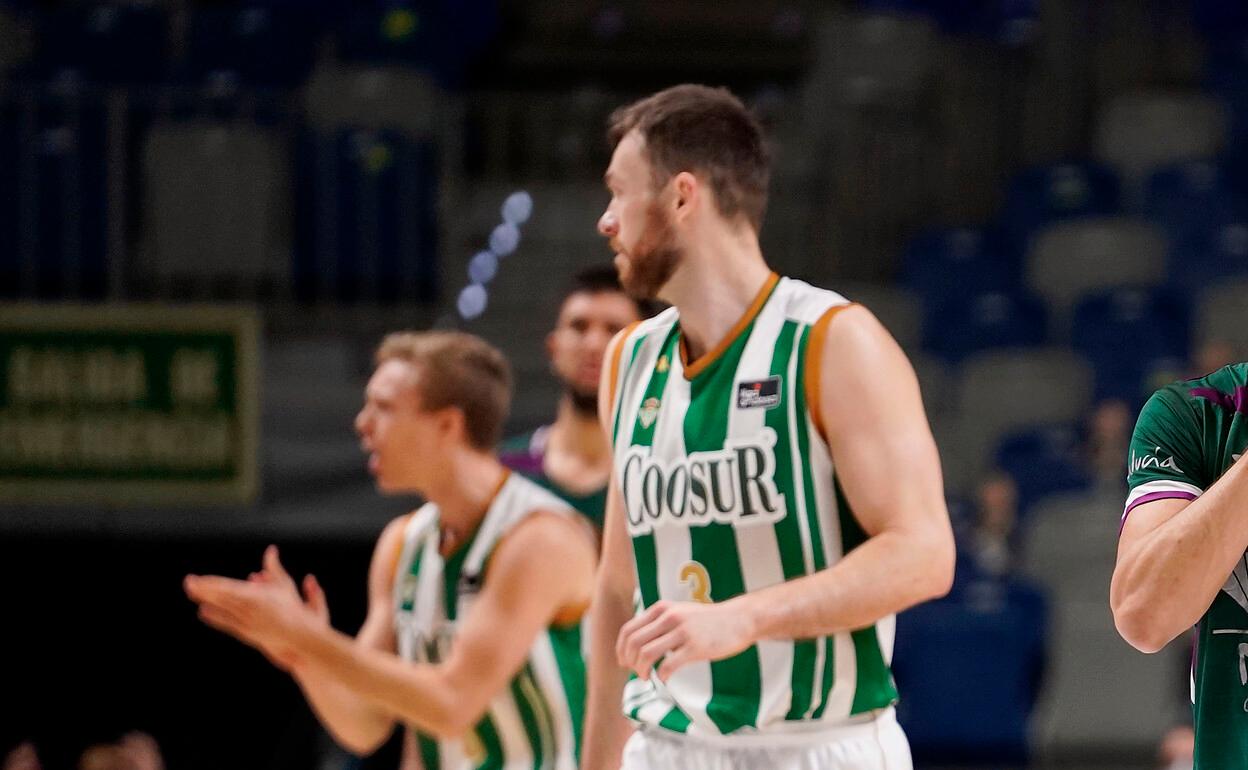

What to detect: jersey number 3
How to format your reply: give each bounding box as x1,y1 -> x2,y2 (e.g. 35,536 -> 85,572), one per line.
680,561 -> 712,603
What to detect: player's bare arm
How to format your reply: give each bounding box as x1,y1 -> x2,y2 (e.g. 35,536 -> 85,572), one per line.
1113,454 -> 1248,653
287,513 -> 407,755
186,509 -> 595,740
618,305 -> 955,681
581,328 -> 641,770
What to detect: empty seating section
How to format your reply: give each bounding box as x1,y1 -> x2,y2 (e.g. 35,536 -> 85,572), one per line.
1025,217 -> 1167,320
294,128 -> 439,304
998,162 -> 1120,251
1094,92 -> 1228,204
183,6 -> 320,88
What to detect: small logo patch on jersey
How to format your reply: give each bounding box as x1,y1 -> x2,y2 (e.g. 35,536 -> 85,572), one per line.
737,377 -> 782,410
656,355 -> 670,374
639,397 -> 661,428
457,571 -> 483,595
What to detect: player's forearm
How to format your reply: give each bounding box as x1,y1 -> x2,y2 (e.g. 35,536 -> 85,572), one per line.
1113,459 -> 1248,652
732,523 -> 954,641
291,626 -> 467,740
581,581 -> 636,770
293,668 -> 395,756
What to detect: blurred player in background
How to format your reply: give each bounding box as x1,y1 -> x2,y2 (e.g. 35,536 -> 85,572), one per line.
500,266 -> 653,531
1113,361 -> 1248,768
186,331 -> 596,770
583,84 -> 956,770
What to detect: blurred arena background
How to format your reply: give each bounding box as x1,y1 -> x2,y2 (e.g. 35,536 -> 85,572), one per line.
2,0 -> 1246,768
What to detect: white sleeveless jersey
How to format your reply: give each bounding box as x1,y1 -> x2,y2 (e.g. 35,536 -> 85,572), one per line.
608,274 -> 899,740
392,473 -> 586,769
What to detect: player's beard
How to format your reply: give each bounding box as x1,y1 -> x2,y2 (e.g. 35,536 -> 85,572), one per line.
564,384 -> 599,417
618,202 -> 682,299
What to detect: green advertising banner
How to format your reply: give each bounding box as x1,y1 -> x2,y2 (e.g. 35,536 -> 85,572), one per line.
0,305 -> 259,506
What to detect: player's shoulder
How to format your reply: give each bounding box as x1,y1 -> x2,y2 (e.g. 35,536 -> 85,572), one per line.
629,304 -> 679,339
1142,362 -> 1248,425
772,275 -> 854,326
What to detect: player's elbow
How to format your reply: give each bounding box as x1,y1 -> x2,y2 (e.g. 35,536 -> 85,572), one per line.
916,526 -> 957,601
1111,592 -> 1173,654
332,724 -> 394,758
1113,606 -> 1171,654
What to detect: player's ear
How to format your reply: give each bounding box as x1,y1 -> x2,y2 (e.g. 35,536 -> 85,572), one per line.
439,406 -> 468,445
672,171 -> 698,219
545,329 -> 558,364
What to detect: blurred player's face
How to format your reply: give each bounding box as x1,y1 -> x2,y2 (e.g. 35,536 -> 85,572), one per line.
548,290 -> 641,411
599,131 -> 682,299
354,359 -> 447,493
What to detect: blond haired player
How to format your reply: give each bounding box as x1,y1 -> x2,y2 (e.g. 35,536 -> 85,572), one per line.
582,85 -> 956,770
186,331 -> 596,769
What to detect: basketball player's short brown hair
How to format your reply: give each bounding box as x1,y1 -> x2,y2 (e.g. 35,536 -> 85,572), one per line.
374,331 -> 511,450
608,84 -> 770,230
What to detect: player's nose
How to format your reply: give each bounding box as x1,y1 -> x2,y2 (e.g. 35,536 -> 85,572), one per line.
598,210 -> 618,238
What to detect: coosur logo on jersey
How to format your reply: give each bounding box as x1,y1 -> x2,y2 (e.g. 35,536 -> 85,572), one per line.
620,427 -> 786,535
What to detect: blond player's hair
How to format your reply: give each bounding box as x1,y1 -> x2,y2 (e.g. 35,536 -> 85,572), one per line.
374,331 -> 512,450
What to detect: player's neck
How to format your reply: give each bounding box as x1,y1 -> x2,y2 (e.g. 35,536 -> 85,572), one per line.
549,395 -> 610,465
662,231 -> 772,363
427,450 -> 508,545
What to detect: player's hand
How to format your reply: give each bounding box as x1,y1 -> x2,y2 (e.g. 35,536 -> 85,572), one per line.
616,600 -> 756,682
184,547 -> 318,669
249,545 -> 331,626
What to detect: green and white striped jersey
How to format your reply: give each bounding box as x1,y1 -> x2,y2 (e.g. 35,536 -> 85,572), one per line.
1124,363 -> 1248,768
607,273 -> 899,740
392,472 -> 586,770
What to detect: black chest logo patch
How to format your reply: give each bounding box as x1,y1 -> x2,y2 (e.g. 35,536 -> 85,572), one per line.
737,376 -> 782,410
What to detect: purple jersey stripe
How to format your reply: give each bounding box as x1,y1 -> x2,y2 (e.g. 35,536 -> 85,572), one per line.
1120,490 -> 1200,532
1190,386 -> 1248,414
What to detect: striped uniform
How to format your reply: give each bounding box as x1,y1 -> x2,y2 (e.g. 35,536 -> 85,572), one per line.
392,473 -> 586,770
607,273 -> 900,741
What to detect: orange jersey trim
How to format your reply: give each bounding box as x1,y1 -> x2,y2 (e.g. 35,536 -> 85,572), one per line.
680,272 -> 780,380
804,302 -> 858,444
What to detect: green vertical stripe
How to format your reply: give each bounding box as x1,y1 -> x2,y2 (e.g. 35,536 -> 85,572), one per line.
765,321 -> 817,720
683,327 -> 762,735
509,667 -> 547,769
611,332 -> 651,445
442,521 -> 486,622
629,329 -> 680,609
474,714 -> 505,770
549,625 -> 586,761
399,533 -> 426,613
418,734 -> 440,770
658,706 -> 693,733
796,324 -> 838,720
835,477 -> 900,715
793,325 -> 829,573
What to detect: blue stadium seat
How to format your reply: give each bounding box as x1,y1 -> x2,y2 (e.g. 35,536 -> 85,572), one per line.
184,6 -> 319,87
1166,210 -> 1248,298
994,424 -> 1092,514
1191,0 -> 1248,44
893,577 -> 1047,764
1143,160 -> 1241,247
0,100 -> 16,298
997,162 -> 1120,250
0,87 -> 109,299
924,289 -> 1048,363
336,1 -> 499,87
30,3 -> 168,84
901,227 -> 1020,313
857,0 -> 1037,44
1071,287 -> 1190,402
295,128 -> 439,304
